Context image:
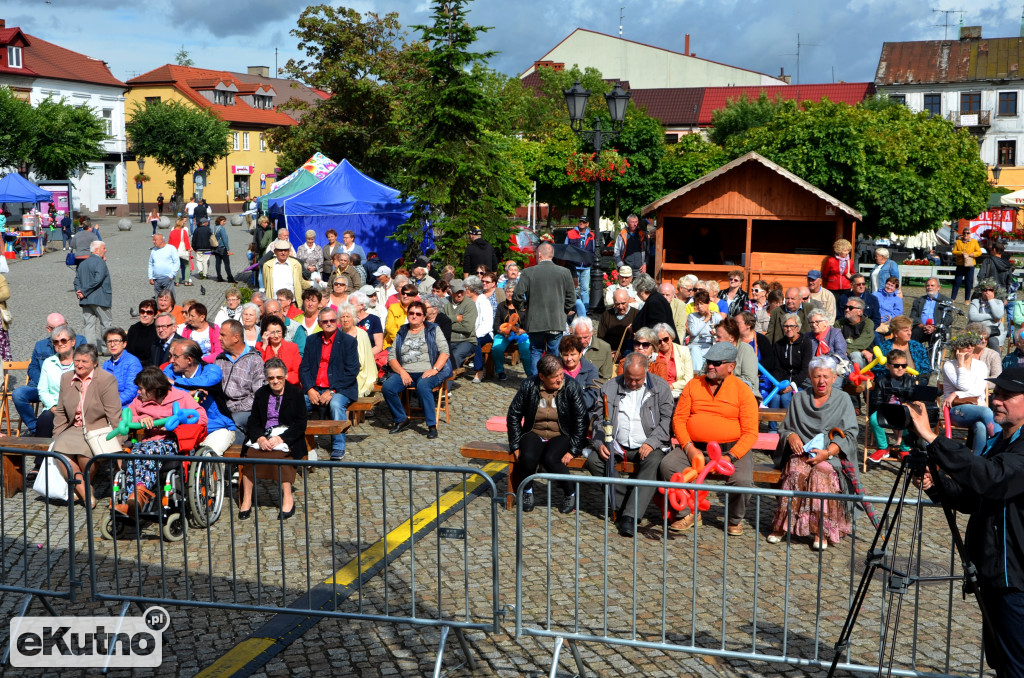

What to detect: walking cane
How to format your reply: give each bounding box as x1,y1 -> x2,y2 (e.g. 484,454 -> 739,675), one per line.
601,393 -> 617,521
614,326 -> 633,364
830,428 -> 878,527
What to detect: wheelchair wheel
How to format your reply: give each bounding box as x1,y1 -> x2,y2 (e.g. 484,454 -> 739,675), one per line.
99,517 -> 128,540
186,446 -> 225,529
161,512 -> 184,542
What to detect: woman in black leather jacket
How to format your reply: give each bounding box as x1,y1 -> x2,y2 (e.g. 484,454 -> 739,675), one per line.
506,353 -> 588,514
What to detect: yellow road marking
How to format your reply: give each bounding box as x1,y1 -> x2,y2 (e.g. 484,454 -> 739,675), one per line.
195,638 -> 276,677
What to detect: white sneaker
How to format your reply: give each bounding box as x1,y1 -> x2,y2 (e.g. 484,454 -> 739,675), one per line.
307,448 -> 318,462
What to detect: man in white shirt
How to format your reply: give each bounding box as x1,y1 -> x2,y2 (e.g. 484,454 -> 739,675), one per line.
806,270 -> 836,324
260,241 -> 304,295
185,196 -> 198,231
604,265 -> 641,309
585,353 -> 674,537
148,233 -> 179,298
374,265 -> 395,313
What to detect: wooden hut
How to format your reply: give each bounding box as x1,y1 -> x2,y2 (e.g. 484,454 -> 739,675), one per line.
642,152 -> 862,292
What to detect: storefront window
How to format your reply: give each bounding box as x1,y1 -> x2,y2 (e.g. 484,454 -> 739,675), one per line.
233,175 -> 249,199
104,164 -> 117,200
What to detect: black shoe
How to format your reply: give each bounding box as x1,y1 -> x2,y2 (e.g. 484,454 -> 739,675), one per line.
521,492 -> 535,512
277,507 -> 294,520
497,372 -> 508,381
226,278 -> 236,283
238,509 -> 251,520
426,426 -> 438,439
559,494 -> 577,514
216,277 -> 225,282
389,420 -> 410,434
616,518 -> 635,538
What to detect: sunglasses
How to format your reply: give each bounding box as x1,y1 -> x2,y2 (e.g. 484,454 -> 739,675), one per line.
139,310 -> 155,315
890,363 -> 908,369
320,318 -> 338,324
407,311 -> 424,317
801,296 -> 810,301
729,278 -> 742,282
705,360 -> 725,367
659,337 -> 672,344
783,325 -> 799,329
844,305 -> 860,310
53,338 -> 73,345
633,341 -> 651,348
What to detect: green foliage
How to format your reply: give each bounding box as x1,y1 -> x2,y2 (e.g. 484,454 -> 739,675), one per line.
30,97 -> 108,180
723,98 -> 989,235
601,108 -> 668,217
267,4 -> 416,180
390,0 -> 531,265
661,133 -> 729,190
126,99 -> 231,206
709,92 -> 796,147
0,87 -> 36,170
174,45 -> 194,67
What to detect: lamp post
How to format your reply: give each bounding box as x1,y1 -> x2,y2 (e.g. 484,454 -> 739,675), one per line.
990,164 -> 1002,184
136,158 -> 146,223
564,80 -> 630,309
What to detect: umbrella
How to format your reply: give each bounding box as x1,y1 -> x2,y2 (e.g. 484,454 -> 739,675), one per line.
551,243 -> 594,266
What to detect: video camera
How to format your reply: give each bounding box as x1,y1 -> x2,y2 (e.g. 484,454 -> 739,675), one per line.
877,386 -> 941,460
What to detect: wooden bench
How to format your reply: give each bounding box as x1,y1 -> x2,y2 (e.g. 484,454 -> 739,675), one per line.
347,393 -> 382,427
0,361 -> 31,437
460,441 -> 782,510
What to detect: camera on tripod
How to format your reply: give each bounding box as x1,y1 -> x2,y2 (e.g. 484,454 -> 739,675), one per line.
877,385 -> 941,457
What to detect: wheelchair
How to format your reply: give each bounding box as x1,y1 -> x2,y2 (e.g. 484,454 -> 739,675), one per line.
99,422 -> 225,542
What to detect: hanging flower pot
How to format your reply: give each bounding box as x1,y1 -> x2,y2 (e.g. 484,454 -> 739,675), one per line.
566,149 -> 630,183
133,172 -> 151,183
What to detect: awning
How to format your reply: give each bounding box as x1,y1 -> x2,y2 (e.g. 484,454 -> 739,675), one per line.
999,189 -> 1024,206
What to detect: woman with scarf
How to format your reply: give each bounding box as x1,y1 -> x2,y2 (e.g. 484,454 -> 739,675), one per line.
822,238 -> 854,308
796,309 -> 847,388
768,355 -> 861,550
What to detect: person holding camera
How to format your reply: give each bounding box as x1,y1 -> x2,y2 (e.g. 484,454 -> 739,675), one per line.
906,368 -> 1024,678
968,279 -> 1005,351
942,334 -> 1000,456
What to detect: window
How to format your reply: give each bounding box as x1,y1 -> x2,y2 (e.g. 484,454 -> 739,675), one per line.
254,94 -> 273,110
101,109 -> 112,135
664,133 -> 679,144
232,132 -> 239,151
104,164 -> 117,200
145,96 -> 161,105
233,175 -> 249,200
214,90 -> 235,106
923,93 -> 941,117
999,140 -> 1016,166
7,46 -> 22,69
961,92 -> 981,113
1000,92 -> 1018,116
259,134 -> 266,152
889,94 -> 906,106
242,132 -> 249,151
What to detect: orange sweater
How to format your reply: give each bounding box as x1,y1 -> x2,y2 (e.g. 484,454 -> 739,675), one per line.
672,375 -> 758,459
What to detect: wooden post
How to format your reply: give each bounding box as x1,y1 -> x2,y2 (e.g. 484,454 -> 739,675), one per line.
744,217 -> 753,292
655,210 -> 664,280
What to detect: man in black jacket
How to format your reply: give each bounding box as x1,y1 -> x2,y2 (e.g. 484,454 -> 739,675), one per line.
907,367 -> 1024,678
909,277 -> 953,345
192,217 -> 214,280
463,227 -> 497,276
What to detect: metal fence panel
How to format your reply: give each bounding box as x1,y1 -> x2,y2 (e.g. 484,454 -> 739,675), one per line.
515,473 -> 986,678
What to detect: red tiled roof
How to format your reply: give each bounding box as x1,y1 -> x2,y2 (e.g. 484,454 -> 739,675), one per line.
0,29 -> 122,87
696,83 -> 875,124
128,65 -> 295,126
876,37 -> 1024,85
630,88 -> 704,126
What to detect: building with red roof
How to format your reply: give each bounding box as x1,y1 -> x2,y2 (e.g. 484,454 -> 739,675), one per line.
0,18 -> 129,217
126,64 -> 310,213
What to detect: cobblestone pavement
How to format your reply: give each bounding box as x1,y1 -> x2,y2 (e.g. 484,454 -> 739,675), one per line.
0,231 -> 991,677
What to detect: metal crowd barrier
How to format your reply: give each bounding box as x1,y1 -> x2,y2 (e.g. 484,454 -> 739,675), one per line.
76,453 -> 500,676
515,473 -> 986,678
0,449 -> 82,664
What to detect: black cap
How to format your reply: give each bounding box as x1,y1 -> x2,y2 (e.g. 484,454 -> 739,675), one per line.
468,227 -> 482,236
989,368 -> 1024,393
414,256 -> 430,268
578,215 -> 589,223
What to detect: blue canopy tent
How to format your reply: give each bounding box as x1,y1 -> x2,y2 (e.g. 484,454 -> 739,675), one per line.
277,160 -> 414,267
0,173 -> 53,203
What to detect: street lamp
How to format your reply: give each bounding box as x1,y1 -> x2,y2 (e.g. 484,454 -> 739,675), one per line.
564,80 -> 630,309
137,158 -> 146,223
991,164 -> 1003,183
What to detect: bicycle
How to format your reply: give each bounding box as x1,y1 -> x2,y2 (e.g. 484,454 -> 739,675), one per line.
927,301 -> 963,372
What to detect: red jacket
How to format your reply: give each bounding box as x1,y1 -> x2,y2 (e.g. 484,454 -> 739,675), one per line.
255,340 -> 302,384
822,256 -> 852,292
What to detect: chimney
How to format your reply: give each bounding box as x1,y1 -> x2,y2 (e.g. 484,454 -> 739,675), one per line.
778,67 -> 792,85
959,25 -> 982,40
0,19 -> 6,29
248,66 -> 270,78
684,34 -> 690,56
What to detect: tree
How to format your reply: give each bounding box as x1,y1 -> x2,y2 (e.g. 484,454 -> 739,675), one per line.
29,97 -> 107,180
724,98 -> 990,235
708,92 -> 796,147
174,45 -> 194,67
266,4 -> 418,181
661,133 -> 729,190
0,87 -> 36,171
390,0 -> 532,266
125,100 -> 231,206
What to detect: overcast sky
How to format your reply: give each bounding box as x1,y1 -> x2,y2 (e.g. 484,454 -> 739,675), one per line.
4,0 -> 1020,86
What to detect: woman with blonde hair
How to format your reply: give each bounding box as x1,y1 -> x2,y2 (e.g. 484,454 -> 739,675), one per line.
823,238 -> 854,307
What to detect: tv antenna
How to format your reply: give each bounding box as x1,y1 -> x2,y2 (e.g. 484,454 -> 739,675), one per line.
619,6 -> 625,37
932,8 -> 964,40
781,33 -> 818,85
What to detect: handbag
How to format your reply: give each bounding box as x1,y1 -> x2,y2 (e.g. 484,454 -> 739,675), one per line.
176,232 -> 189,259
85,426 -> 123,456
963,254 -> 976,267
65,250 -> 76,266
33,453 -> 69,502
0,303 -> 11,326
209,231 -> 220,248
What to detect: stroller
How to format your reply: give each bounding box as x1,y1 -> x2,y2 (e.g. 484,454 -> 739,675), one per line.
99,418 -> 225,542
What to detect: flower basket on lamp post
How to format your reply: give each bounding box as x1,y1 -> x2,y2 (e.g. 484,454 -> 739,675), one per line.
566,150 -> 630,184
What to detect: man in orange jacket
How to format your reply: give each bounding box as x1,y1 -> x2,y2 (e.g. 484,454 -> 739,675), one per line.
660,342 -> 758,535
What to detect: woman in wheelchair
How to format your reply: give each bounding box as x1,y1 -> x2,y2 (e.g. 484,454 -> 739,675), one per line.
239,357 -> 308,520
115,366 -> 208,516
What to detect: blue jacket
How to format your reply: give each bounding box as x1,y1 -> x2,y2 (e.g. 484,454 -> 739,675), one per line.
873,289 -> 903,324
298,330 -> 360,403
392,322 -> 453,380
27,333 -> 86,386
162,362 -> 236,432
103,351 -> 143,406
870,259 -> 901,293
74,254 -> 112,307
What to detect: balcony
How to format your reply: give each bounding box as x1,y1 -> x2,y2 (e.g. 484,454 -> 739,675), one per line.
947,110 -> 991,128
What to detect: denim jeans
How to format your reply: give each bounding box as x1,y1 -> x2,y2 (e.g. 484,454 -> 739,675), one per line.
577,267 -> 590,307
764,389 -> 794,432
492,333 -> 532,376
528,332 -> 561,375
304,391 -> 351,457
13,385 -> 39,435
949,404 -> 998,456
950,265 -> 975,302
153,276 -> 175,299
382,369 -> 448,427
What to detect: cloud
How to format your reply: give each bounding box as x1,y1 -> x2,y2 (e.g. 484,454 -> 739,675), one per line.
164,0 -> 309,37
